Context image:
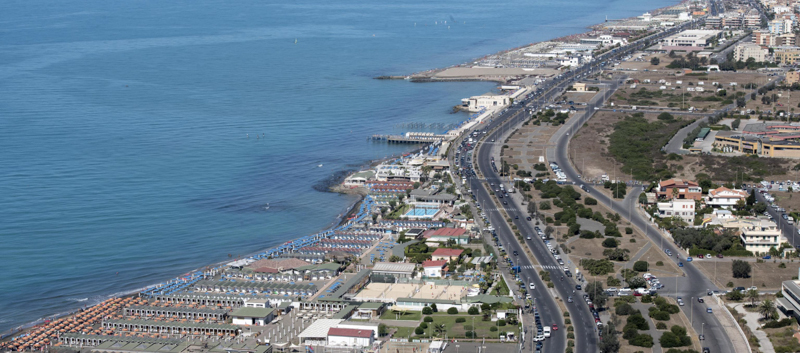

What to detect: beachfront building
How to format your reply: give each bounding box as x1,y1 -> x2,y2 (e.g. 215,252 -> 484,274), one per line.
431,248 -> 463,262
409,188 -> 457,206
327,328 -> 375,348
343,170 -> 376,187
423,227 -> 469,246
124,305 -> 229,322
706,187 -> 748,208
375,164 -> 421,182
656,199 -> 696,224
422,260 -> 448,278
463,93 -> 510,112
230,307 -> 275,326
371,262 -> 416,279
656,179 -> 702,200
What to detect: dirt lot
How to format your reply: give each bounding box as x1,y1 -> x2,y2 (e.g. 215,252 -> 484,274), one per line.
742,87 -> 800,114
772,191 -> 800,214
694,260 -> 800,290
563,91 -> 598,104
501,120 -> 559,173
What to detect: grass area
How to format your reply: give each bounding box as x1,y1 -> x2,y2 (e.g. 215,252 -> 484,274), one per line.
765,325 -> 800,353
428,314 -> 519,339
387,204 -> 412,219
380,310 -> 422,321
490,276 -> 510,296
389,326 -> 415,339
608,113 -> 693,181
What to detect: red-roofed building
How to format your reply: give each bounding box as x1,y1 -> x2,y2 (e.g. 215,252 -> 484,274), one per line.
423,227 -> 469,245
431,248 -> 464,261
422,260 -> 448,278
327,327 -> 374,347
656,179 -> 702,200
707,187 -> 748,208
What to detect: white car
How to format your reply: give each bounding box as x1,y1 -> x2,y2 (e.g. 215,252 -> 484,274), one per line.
534,335 -> 545,342
530,283 -> 536,290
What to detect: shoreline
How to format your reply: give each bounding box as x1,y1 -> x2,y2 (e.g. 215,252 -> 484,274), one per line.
2,0 -> 691,345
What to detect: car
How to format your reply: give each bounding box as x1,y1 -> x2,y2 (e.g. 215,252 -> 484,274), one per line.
687,257 -> 693,262
716,254 -> 723,258
678,262 -> 683,267
527,216 -> 532,221
552,324 -> 558,331
576,284 -> 582,290
534,334 -> 545,341
530,283 -> 536,289
513,251 -> 519,256
677,298 -> 685,306
567,296 -> 573,303
703,348 -> 710,353
707,307 -> 713,313
706,253 -> 712,258
515,215 -> 519,219
697,297 -> 704,303
763,255 -> 771,259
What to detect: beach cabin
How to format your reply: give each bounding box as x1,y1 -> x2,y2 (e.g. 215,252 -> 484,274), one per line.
230,307 -> 275,326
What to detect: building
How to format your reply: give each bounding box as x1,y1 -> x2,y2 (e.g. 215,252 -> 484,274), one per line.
371,262 -> 416,278
714,124 -> 800,158
463,93 -> 510,112
423,227 -> 469,245
733,44 -> 767,62
655,179 -> 702,200
787,71 -> 800,85
778,278 -> 800,320
656,199 -> 696,224
351,303 -> 385,320
707,187 -> 748,208
774,46 -> 800,65
659,30 -> 720,51
739,219 -> 787,254
327,328 -> 375,347
431,248 -> 463,261
230,307 -> 275,326
409,188 -> 457,205
572,83 -> 587,92
422,260 -> 448,278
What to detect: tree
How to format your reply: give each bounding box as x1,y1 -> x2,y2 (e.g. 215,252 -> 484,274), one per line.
389,255 -> 401,262
424,316 -> 433,323
430,303 -> 438,312
650,57 -> 660,66
746,289 -> 759,307
585,281 -> 608,308
598,322 -> 620,353
731,118 -> 741,130
378,323 -> 388,336
759,299 -> 777,320
545,226 -> 555,238
422,306 -> 433,315
732,260 -> 751,278
468,306 -> 479,315
539,201 -> 551,210
602,238 -> 618,248
447,307 -> 458,314
627,277 -> 647,289
585,197 -> 598,205
633,261 -> 649,272
414,326 -> 424,335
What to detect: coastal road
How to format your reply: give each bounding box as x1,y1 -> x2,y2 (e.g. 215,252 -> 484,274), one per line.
548,85 -> 737,353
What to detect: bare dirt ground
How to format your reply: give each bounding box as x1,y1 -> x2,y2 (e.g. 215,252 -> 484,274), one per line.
694,260 -> 800,290
773,191 -> 800,214
501,121 -> 558,173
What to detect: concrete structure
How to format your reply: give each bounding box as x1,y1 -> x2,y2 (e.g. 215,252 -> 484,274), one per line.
422,260 -> 448,278
230,307 -> 275,326
659,30 -> 720,51
431,248 -> 463,261
298,319 -> 344,346
733,44 -> 768,62
326,328 -> 374,347
787,71 -> 800,86
656,179 -> 702,200
656,199 -> 696,224
707,187 -> 748,208
572,83 -> 587,92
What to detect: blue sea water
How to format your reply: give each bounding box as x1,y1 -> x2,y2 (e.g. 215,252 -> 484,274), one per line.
0,0 -> 676,332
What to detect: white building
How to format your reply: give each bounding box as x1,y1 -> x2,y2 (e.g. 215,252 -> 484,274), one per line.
740,219 -> 788,254
733,44 -> 768,62
660,30 -> 720,49
656,199 -> 696,224
327,327 -> 375,347
706,187 -> 748,208
230,307 -> 275,326
422,260 -> 448,278
375,164 -> 421,182
464,93 -> 509,112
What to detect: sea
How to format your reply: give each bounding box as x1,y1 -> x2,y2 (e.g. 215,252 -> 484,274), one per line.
0,0 -> 677,333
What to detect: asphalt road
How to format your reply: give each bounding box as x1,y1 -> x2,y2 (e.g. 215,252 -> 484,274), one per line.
550,88 -> 736,352
752,187 -> 800,248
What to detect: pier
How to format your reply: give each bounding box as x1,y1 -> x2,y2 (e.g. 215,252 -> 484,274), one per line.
370,132 -> 451,143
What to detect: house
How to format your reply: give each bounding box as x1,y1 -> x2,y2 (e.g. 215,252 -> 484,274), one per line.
230,307 -> 275,326
431,248 -> 463,261
739,219 -> 791,254
423,228 -> 469,245
655,179 -> 702,200
422,260 -> 448,278
706,187 -> 748,208
656,199 -> 696,224
327,327 -> 375,347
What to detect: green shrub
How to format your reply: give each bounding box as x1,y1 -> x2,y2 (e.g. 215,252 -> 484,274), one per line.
567,332 -> 575,339
626,227 -> 633,234
763,318 -> 794,328
422,306 -> 433,315
455,317 -> 466,323
497,319 -> 506,326
616,303 -> 634,315
424,316 -> 433,323
630,334 -> 654,347
656,261 -> 664,266
420,322 -> 428,329
656,322 -> 667,330
633,261 -> 649,272
468,306 -> 479,315
415,327 -> 424,335
490,326 -> 498,332
564,318 -> 571,325
602,238 -> 618,248
447,307 -> 458,314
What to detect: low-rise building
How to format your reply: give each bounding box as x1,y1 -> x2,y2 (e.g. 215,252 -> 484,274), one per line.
656,179 -> 702,200
657,199 -> 696,224
464,93 -> 510,112
739,218 -> 786,254
774,46 -> 800,65
787,71 -> 800,86
778,279 -> 800,320
230,307 -> 275,326
423,227 -> 469,245
327,328 -> 375,347
431,248 -> 463,261
659,29 -> 721,51
733,44 -> 768,62
372,262 -> 416,278
706,187 -> 748,208
422,260 -> 448,278
409,188 -> 457,205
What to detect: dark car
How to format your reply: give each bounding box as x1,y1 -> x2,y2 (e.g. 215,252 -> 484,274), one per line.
527,217 -> 532,221
575,285 -> 582,290
697,297 -> 704,303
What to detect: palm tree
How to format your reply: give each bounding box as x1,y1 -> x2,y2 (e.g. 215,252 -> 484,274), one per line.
434,324 -> 446,336
746,289 -> 759,307
759,299 -> 777,321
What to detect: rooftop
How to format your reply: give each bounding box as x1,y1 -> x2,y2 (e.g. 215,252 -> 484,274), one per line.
423,228 -> 467,238
422,260 -> 448,268
372,262 -> 416,273
431,248 -> 464,257
230,307 -> 275,318
327,327 -> 373,338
